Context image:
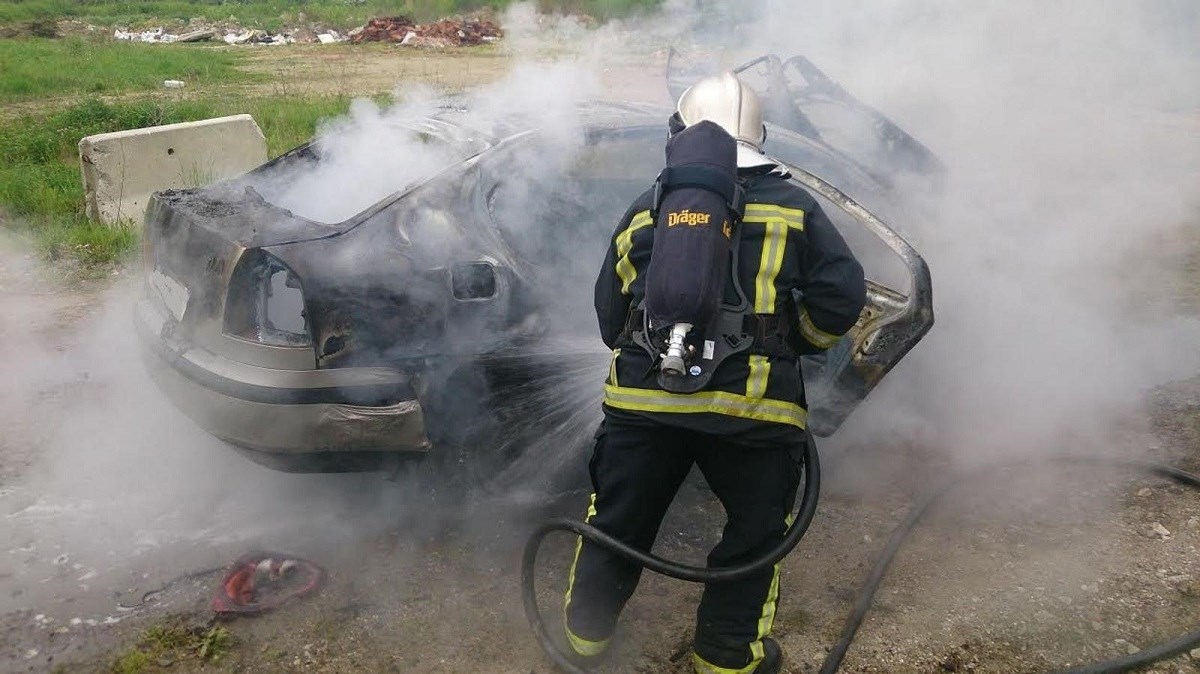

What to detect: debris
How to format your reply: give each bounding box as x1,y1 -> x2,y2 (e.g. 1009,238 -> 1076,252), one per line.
177,29 -> 215,43
211,552 -> 324,615
1190,647 -> 1200,660
1150,522 -> 1172,539
1137,487 -> 1152,497
163,80 -> 185,89
351,14 -> 502,47
223,30 -> 255,45
114,27 -> 177,43
317,33 -> 338,44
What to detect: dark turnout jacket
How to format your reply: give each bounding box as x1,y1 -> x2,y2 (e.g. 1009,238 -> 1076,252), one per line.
594,169 -> 867,442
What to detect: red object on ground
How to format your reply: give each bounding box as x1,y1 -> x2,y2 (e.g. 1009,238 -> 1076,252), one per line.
211,552 -> 325,615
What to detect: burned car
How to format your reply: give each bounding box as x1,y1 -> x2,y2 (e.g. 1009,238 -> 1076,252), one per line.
136,53 -> 938,476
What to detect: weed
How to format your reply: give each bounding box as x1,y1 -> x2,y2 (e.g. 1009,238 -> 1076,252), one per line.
37,217 -> 138,270
0,38 -> 253,103
198,626 -> 233,661
107,618 -> 238,673
110,649 -> 150,674
142,624 -> 194,652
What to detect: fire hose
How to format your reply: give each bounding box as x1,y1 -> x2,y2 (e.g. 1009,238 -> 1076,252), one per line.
521,447 -> 1200,674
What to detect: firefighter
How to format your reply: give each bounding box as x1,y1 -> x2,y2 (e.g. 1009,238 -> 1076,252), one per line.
562,73 -> 867,674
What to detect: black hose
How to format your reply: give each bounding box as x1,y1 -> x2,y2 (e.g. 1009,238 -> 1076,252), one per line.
522,451 -> 1200,674
818,456 -> 1200,674
521,436 -> 821,674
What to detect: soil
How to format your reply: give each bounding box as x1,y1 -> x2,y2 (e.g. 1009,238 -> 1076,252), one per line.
0,226 -> 1197,674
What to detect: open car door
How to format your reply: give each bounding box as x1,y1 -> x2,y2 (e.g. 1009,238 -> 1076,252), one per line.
788,166 -> 933,436
668,50 -> 945,190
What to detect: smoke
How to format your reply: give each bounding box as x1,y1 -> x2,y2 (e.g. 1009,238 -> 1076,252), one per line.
737,0 -> 1200,459
1,2 -> 1198,663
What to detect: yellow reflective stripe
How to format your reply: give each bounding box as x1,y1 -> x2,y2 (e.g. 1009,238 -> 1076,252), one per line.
753,220 -> 788,313
743,511 -> 790,671
799,308 -> 842,350
603,384 -> 807,429
745,355 -> 770,399
692,652 -> 760,674
745,203 -> 805,220
563,495 -> 598,611
608,348 -> 621,386
563,494 -> 609,656
615,210 -> 653,295
744,204 -> 804,230
752,565 -> 782,656
567,626 -> 609,658
693,513 -> 792,674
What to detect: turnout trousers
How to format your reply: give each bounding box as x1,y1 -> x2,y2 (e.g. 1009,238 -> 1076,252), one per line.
563,415 -> 805,673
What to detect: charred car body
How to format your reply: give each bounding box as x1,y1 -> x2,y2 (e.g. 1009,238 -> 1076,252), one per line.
136,53 -> 939,474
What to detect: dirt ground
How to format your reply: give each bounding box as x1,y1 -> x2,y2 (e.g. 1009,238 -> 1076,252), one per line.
1,229 -> 1198,674
0,44 -> 669,122
235,44 -> 669,102
1,50 -> 1199,674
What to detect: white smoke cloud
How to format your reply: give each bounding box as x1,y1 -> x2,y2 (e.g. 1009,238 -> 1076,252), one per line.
710,0 -> 1200,460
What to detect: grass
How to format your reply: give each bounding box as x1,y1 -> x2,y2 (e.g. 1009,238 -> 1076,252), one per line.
109,620 -> 234,673
0,94 -> 362,268
0,0 -> 666,30
0,37 -> 252,103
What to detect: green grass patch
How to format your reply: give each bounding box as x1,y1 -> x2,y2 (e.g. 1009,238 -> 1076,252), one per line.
109,620 -> 234,674
0,94 -> 361,267
0,37 -> 252,103
0,1 -> 665,29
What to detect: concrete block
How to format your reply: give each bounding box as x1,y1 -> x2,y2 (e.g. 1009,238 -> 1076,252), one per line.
79,114 -> 267,226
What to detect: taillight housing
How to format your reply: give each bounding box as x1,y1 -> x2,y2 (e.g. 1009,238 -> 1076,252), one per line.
224,251 -> 311,347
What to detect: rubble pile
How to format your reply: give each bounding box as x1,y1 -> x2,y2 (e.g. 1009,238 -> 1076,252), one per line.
109,12 -> 501,47
115,26 -> 301,45
350,15 -> 502,47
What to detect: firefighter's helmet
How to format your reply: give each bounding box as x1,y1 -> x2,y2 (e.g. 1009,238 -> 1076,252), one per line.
676,72 -> 775,168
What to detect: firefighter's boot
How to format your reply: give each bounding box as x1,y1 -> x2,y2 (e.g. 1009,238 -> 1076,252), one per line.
755,638 -> 783,674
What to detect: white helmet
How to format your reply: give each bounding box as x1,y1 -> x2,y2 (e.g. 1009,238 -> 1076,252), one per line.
676,72 -> 776,169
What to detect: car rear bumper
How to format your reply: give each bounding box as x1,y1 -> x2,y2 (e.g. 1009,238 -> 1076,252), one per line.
135,296 -> 432,457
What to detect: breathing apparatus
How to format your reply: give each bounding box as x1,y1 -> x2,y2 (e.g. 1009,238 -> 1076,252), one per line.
634,117 -> 748,391
632,72 -> 791,392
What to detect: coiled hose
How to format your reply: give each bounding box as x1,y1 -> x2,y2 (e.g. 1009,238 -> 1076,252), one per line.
522,451 -> 1200,674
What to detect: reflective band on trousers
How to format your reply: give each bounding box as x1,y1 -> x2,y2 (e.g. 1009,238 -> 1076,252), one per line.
603,384 -> 807,429
692,512 -> 791,674
693,651 -> 762,674
563,494 -> 611,657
